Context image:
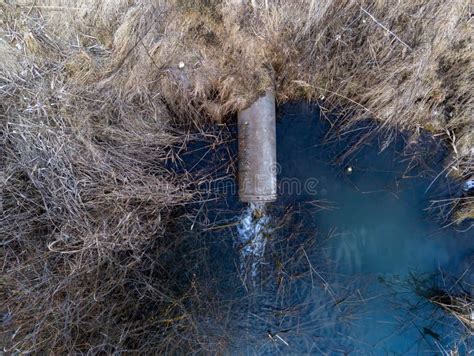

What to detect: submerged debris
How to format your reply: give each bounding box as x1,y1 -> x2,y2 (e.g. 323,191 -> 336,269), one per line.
462,178 -> 474,194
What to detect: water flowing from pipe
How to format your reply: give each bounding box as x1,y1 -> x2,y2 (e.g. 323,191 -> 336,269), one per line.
236,202 -> 272,285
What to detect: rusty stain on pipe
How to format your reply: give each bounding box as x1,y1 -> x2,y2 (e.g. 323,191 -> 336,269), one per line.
238,90 -> 277,203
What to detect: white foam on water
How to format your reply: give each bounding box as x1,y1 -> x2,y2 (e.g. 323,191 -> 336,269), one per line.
236,203 -> 271,283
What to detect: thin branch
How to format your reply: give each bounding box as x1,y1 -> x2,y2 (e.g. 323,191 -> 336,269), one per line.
360,7 -> 412,51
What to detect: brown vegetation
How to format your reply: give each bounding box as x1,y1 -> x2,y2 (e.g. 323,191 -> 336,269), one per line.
413,270 -> 473,338
1,0 -> 472,353
431,294 -> 473,334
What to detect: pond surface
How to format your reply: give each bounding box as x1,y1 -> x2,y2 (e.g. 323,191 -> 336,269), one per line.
176,102 -> 473,354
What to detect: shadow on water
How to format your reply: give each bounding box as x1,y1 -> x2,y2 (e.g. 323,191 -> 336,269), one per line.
168,102 -> 473,354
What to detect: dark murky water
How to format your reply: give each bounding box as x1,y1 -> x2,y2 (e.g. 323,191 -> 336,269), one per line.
175,102 -> 473,354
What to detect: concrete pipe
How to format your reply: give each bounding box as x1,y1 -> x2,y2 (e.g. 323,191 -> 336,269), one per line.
238,90 -> 277,203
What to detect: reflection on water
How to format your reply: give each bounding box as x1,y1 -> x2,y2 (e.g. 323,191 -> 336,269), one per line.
273,103 -> 472,353
177,102 -> 473,354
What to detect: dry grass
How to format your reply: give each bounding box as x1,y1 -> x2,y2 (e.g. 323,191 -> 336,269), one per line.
407,270 -> 473,353
431,294 -> 473,334
1,0 -> 473,353
413,270 -> 473,336
3,0 -> 472,161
